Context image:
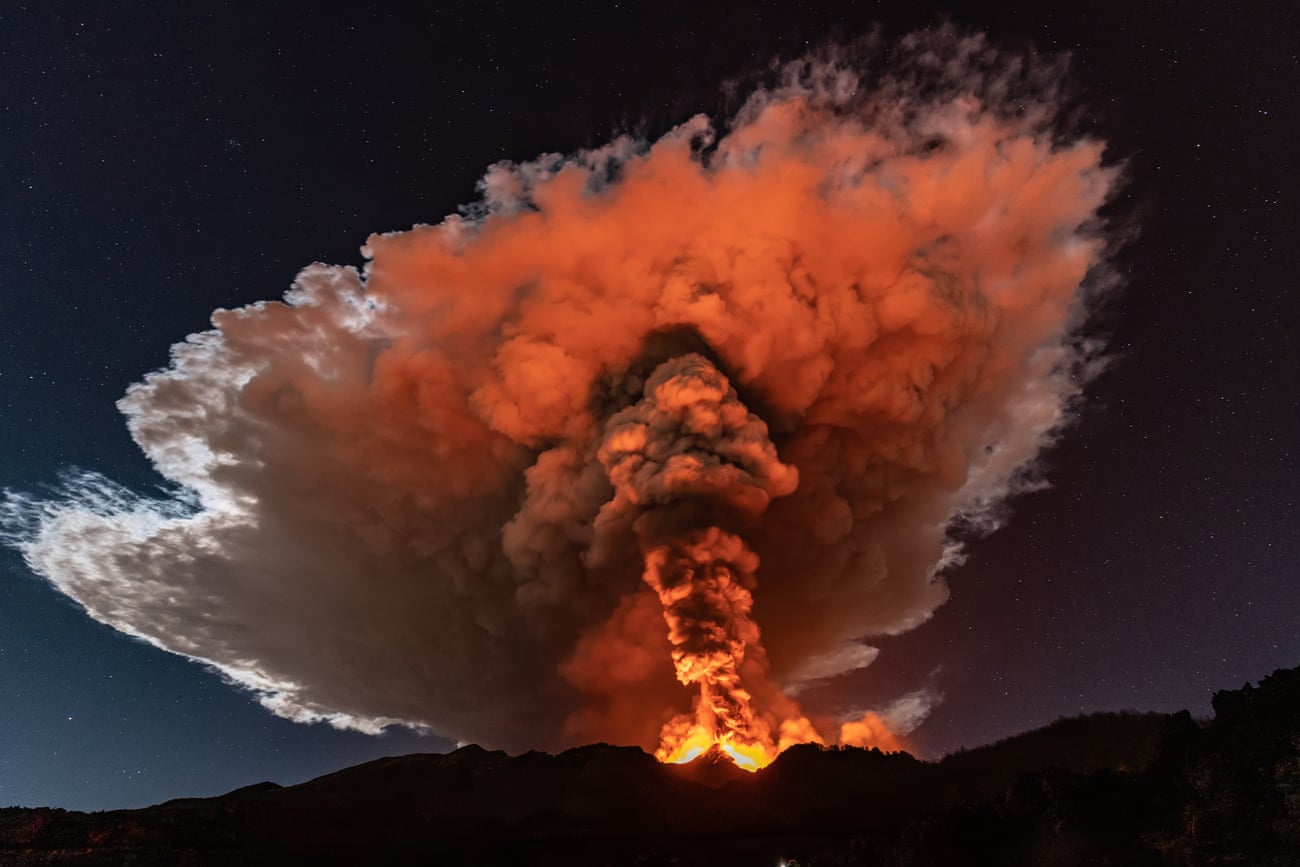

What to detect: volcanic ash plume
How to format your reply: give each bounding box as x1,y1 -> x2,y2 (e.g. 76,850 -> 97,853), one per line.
592,354 -> 807,767
2,31 -> 1119,767
643,530 -> 787,770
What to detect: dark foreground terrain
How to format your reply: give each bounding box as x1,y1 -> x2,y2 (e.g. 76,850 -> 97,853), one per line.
3,666 -> 1297,866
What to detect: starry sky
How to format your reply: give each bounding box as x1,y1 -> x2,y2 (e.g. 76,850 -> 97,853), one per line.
2,0 -> 1296,811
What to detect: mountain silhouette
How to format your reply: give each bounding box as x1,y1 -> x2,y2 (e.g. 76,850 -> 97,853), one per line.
3,665 -> 1297,865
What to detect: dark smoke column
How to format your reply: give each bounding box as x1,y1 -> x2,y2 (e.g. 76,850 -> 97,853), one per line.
594,354 -> 818,769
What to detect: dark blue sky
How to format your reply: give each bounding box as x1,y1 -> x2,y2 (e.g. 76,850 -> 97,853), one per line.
2,0 -> 1296,810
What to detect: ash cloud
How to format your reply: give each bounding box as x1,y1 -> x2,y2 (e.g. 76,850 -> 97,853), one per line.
3,29 -> 1119,752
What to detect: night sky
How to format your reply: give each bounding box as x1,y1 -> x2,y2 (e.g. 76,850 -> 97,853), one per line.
2,0 -> 1296,811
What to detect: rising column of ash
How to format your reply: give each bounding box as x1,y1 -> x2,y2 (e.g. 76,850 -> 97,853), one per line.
3,31 -> 1120,763
594,354 -> 818,769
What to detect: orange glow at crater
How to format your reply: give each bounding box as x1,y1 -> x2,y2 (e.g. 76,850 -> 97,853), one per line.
637,528 -> 901,773
654,698 -> 905,772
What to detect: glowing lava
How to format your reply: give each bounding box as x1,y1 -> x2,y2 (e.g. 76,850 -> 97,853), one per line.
657,725 -> 772,772
642,531 -> 825,772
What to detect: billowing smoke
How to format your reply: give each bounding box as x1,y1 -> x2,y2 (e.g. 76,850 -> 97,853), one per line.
3,30 -> 1118,760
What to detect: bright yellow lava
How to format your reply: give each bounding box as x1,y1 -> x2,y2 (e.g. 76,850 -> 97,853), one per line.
657,726 -> 775,772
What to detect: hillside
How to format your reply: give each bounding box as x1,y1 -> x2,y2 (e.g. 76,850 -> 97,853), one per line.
2,666 -> 1297,866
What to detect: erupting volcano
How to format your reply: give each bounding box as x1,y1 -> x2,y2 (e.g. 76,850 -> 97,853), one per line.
644,529 -> 797,771
595,355 -> 808,769
3,30 -> 1118,769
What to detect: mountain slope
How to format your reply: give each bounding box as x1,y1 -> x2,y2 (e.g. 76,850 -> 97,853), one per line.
2,666 -> 1296,866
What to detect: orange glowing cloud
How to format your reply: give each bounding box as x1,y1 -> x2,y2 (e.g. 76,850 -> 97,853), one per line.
3,30 -> 1119,763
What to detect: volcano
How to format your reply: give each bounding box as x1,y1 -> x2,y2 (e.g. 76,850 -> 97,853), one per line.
3,665 -> 1297,866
